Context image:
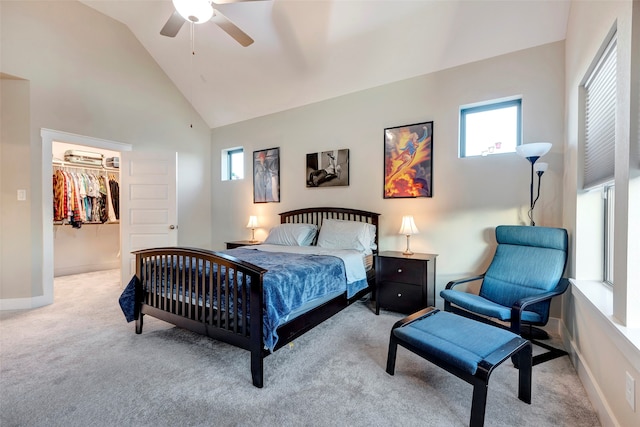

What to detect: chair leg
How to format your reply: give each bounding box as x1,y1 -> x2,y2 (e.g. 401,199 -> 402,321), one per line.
470,381 -> 488,427
531,339 -> 568,366
517,342 -> 532,404
386,335 -> 398,375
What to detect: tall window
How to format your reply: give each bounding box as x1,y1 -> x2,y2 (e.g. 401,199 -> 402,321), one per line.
221,147 -> 244,181
459,98 -> 522,157
582,31 -> 616,285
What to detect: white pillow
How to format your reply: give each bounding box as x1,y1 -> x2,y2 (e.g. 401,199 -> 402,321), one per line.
264,223 -> 318,246
316,219 -> 376,252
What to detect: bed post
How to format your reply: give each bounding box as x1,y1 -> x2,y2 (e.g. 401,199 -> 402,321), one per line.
250,271 -> 266,388
134,252 -> 144,334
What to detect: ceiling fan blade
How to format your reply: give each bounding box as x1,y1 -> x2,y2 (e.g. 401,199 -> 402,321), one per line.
160,11 -> 186,37
211,10 -> 254,47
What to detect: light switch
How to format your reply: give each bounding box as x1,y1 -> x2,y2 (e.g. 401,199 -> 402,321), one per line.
17,189 -> 26,201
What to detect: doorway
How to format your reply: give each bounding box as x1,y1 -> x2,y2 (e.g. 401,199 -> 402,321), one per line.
52,141 -> 121,277
41,129 -> 132,305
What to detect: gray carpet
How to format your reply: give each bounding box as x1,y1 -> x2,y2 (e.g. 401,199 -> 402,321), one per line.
0,269 -> 599,427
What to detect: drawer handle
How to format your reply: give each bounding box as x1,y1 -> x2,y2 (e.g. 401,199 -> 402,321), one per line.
397,268 -> 402,273
397,293 -> 402,297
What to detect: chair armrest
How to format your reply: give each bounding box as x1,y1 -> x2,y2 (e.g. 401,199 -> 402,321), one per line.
510,278 -> 571,331
444,274 -> 485,290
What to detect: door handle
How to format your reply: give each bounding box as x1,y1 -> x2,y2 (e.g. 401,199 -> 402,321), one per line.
169,225 -> 176,230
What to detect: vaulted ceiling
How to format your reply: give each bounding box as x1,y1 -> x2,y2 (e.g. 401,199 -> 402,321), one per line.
81,0 -> 571,128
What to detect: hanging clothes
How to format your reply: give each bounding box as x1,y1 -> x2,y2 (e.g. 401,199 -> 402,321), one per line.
53,166 -> 118,227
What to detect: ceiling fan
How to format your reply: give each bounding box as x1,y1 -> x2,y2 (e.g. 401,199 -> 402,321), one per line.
160,0 -> 265,47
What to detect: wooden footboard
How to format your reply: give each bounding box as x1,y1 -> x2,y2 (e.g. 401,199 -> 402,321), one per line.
133,247 -> 268,387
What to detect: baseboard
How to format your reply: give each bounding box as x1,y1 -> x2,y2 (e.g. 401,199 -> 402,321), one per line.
559,321 -> 616,427
54,262 -> 119,277
0,294 -> 52,311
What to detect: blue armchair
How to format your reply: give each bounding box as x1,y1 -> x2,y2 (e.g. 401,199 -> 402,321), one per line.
440,225 -> 569,366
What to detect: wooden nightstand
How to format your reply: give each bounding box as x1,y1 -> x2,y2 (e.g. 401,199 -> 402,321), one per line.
375,251 -> 437,315
225,240 -> 262,249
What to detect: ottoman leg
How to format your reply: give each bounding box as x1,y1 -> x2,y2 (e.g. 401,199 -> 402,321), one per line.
386,334 -> 398,375
518,342 -> 533,404
470,380 -> 488,427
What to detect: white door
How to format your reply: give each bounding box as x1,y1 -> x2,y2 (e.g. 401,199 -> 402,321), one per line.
120,151 -> 177,287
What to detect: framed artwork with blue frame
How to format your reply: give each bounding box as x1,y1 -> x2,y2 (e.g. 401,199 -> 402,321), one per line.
384,121 -> 433,198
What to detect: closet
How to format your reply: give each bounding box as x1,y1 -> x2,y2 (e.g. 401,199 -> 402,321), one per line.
52,141 -> 121,277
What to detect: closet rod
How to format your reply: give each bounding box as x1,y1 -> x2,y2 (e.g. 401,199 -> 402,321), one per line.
54,221 -> 119,226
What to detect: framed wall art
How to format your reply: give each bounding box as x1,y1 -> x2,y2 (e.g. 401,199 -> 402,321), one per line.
253,147 -> 280,203
306,149 -> 349,188
384,121 -> 433,198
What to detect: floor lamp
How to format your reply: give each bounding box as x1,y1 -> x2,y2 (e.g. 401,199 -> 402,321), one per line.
516,142 -> 552,226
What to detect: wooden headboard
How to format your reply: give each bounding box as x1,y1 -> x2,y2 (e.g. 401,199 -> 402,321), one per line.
279,207 -> 380,249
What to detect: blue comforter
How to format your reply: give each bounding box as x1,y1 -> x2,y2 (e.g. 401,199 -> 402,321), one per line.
121,248 -> 367,351
226,248 -> 367,350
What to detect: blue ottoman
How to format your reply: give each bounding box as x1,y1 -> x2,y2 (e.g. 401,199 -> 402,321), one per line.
386,307 -> 532,427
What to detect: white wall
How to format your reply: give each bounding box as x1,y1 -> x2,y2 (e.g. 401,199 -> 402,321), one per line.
211,41 -> 566,305
0,1 -> 212,304
563,1 -> 640,426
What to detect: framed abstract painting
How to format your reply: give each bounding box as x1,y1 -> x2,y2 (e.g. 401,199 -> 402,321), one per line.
383,121 -> 433,198
253,147 -> 280,203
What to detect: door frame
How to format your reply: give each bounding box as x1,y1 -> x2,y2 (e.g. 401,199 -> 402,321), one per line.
41,128 -> 132,306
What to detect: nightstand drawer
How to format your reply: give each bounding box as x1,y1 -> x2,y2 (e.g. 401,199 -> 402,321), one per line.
377,281 -> 424,314
378,257 -> 425,285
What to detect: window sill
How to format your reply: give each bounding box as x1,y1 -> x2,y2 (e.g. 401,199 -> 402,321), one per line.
570,279 -> 640,369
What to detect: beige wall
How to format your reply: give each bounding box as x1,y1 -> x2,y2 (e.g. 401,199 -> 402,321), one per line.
563,1 -> 640,426
1,77 -> 32,299
211,41 -> 566,304
0,1 -> 212,304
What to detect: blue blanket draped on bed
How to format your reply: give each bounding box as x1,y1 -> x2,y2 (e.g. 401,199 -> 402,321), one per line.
119,249 -> 367,352
225,248 -> 367,350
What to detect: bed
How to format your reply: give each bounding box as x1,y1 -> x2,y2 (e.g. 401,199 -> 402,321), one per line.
131,207 -> 379,388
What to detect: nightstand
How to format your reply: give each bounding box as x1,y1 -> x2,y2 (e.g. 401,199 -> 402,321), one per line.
375,251 -> 437,315
225,240 -> 262,249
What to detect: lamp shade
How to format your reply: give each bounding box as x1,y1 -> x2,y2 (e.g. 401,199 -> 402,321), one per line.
516,142 -> 552,159
246,216 -> 258,228
398,215 -> 419,235
534,162 -> 548,173
173,0 -> 213,23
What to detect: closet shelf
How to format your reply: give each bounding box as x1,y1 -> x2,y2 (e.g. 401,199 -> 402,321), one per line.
52,159 -> 119,172
54,221 -> 119,226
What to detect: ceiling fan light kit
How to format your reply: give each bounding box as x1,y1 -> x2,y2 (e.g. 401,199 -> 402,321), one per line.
161,0 -> 259,47
172,0 -> 213,24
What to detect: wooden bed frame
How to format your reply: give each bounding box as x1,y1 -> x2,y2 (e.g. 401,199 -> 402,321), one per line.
133,207 -> 379,388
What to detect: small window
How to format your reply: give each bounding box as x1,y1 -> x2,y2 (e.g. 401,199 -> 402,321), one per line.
221,147 -> 244,181
604,184 -> 615,286
459,98 -> 522,157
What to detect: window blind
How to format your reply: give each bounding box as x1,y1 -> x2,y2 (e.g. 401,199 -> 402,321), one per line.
583,36 -> 617,189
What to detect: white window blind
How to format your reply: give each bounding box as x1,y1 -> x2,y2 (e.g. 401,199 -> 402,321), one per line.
583,35 -> 617,189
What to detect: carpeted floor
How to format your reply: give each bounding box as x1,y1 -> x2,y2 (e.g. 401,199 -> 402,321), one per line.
0,269 -> 600,426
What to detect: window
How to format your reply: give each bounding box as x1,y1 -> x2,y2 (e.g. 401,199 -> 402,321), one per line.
581,31 -> 616,285
459,98 -> 522,157
221,147 -> 244,181
604,184 -> 615,285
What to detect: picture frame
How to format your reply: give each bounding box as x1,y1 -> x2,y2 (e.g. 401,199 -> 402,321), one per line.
306,149 -> 350,188
384,121 -> 433,198
253,147 -> 280,203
